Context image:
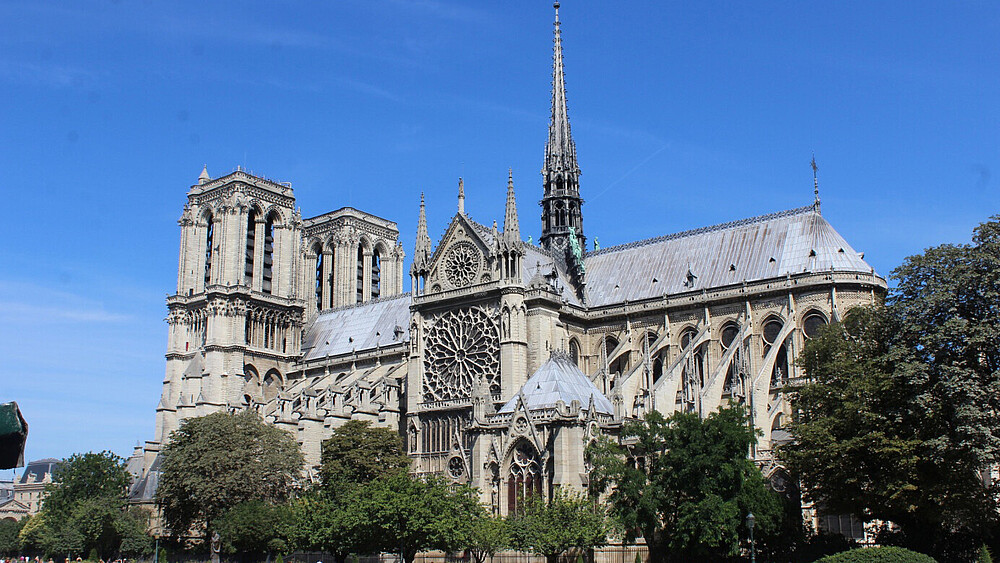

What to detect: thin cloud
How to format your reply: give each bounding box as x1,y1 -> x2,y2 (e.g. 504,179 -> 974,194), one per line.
384,0 -> 492,23
0,302 -> 130,324
0,281 -> 131,324
337,76 -> 403,103
0,61 -> 97,88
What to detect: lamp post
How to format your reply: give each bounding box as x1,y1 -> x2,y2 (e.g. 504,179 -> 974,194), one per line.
746,512 -> 756,563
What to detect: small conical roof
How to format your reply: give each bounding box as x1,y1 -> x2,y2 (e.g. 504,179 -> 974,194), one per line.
498,351 -> 613,415
504,169 -> 521,244
198,165 -> 211,184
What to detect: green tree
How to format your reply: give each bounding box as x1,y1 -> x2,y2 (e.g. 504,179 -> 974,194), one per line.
286,492 -> 371,563
17,514 -> 49,554
355,471 -> 482,563
156,411 -> 304,539
27,451 -> 151,559
44,451 -> 131,516
782,216 -> 1000,561
319,420 -> 410,496
466,513 -> 509,563
214,501 -> 292,562
0,518 -> 25,556
507,489 -> 607,563
588,405 -> 782,563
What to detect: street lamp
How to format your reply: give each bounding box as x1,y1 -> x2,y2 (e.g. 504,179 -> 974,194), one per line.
746,512 -> 756,563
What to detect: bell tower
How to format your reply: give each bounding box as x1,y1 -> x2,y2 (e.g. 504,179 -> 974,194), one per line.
154,167 -> 304,448
539,2 -> 585,257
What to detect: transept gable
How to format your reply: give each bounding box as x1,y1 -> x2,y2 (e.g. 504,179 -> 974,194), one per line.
425,214 -> 496,292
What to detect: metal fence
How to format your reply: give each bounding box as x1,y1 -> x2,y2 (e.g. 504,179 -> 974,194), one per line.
137,546 -> 649,563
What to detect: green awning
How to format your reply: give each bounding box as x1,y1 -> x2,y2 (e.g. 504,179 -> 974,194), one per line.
0,401 -> 28,469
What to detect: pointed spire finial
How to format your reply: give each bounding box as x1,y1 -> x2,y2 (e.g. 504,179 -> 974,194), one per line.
504,168 -> 521,245
811,153 -> 821,213
458,177 -> 465,214
413,192 -> 432,274
540,1 -> 585,254
198,164 -> 210,185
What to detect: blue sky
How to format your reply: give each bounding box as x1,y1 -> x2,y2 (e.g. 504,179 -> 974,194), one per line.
0,0 -> 998,471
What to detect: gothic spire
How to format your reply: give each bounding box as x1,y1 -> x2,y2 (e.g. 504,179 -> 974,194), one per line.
413,193 -> 432,271
198,164 -> 211,185
458,177 -> 465,215
540,1 -> 585,254
504,168 -> 521,245
545,1 -> 578,177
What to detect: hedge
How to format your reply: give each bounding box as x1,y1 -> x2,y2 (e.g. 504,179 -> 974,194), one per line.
815,546 -> 937,563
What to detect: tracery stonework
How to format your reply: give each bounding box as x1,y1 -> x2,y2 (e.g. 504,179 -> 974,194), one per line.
444,241 -> 481,288
422,306 -> 500,403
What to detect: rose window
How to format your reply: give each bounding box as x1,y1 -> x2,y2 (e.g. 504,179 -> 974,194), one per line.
448,456 -> 465,479
444,241 -> 481,288
423,307 -> 500,402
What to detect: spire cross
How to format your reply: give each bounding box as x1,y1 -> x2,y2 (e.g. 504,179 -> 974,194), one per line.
811,154 -> 821,211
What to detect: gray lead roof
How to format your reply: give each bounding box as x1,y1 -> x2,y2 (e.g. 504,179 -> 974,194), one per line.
302,293 -> 411,361
583,206 -> 876,306
498,354 -> 614,415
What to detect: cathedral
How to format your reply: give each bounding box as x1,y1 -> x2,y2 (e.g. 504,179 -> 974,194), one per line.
134,3 -> 886,517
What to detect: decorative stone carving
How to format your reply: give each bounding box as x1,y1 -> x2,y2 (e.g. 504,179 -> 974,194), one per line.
444,241 -> 481,288
422,306 -> 500,402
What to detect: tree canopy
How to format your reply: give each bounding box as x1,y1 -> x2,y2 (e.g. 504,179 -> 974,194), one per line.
355,471 -> 483,563
17,451 -> 150,559
782,216 -> 1000,561
507,488 -> 607,563
588,405 -> 782,563
156,410 -> 304,537
44,451 -> 131,516
319,419 -> 409,496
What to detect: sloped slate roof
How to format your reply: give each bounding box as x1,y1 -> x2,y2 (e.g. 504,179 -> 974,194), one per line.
584,206 -> 874,306
18,458 -> 60,484
498,354 -> 613,414
301,294 -> 411,360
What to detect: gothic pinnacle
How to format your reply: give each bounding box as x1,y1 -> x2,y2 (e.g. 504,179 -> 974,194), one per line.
504,168 -> 521,245
458,177 -> 465,215
414,193 -> 432,271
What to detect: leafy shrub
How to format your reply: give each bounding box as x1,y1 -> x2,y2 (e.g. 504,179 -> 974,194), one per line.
815,546 -> 937,563
978,545 -> 994,563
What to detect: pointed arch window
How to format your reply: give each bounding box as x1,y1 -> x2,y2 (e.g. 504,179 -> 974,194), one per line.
763,318 -> 789,387
507,441 -> 542,514
569,338 -> 580,368
356,245 -> 365,303
262,213 -> 275,294
679,327 -> 705,411
314,247 -> 324,311
721,322 -> 744,398
244,210 -> 257,286
203,213 -> 214,287
371,247 -> 381,299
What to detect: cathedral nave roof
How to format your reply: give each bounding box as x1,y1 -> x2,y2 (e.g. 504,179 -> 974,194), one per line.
301,293 -> 411,361
583,205 -> 876,306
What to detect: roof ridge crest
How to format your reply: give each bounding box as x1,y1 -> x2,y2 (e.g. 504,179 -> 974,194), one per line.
586,205 -> 816,257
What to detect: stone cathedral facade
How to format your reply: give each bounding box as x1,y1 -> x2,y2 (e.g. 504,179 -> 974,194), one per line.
135,4 -> 886,516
